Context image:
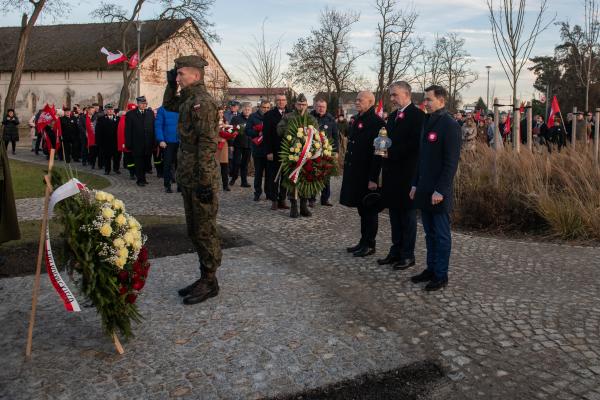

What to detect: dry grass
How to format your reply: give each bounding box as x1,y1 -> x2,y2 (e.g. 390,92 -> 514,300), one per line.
454,143 -> 600,241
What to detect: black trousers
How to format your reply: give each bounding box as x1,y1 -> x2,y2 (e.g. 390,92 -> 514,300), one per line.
163,143 -> 178,187
88,145 -> 98,168
231,147 -> 251,184
357,205 -> 378,248
62,141 -> 74,163
154,148 -> 164,176
103,149 -> 121,173
123,152 -> 135,176
220,163 -> 229,189
253,155 -> 268,197
388,207 -> 417,259
266,160 -> 287,202
134,154 -> 150,183
4,139 -> 16,153
35,133 -> 42,154
80,134 -> 88,164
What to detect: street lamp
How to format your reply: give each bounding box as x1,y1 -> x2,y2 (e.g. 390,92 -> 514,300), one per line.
486,65 -> 491,111
135,19 -> 145,98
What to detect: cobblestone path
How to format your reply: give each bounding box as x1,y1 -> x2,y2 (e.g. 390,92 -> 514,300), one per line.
2,152 -> 600,399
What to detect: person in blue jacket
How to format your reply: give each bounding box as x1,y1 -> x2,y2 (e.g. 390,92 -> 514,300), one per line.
155,105 -> 180,193
246,100 -> 270,201
409,85 -> 461,291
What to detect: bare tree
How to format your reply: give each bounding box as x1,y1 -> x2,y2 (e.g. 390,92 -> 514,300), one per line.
557,0 -> 600,111
487,0 -> 554,107
1,0 -> 67,112
241,19 -> 284,101
92,0 -> 218,108
287,7 -> 366,102
437,33 -> 478,111
412,34 -> 445,93
373,0 -> 421,106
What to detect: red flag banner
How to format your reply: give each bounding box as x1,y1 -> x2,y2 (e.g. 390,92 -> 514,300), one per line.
504,112 -> 511,135
519,102 -> 525,114
548,96 -> 561,125
86,114 -> 96,148
128,51 -> 139,70
36,104 -> 55,133
376,99 -> 384,119
100,47 -> 127,65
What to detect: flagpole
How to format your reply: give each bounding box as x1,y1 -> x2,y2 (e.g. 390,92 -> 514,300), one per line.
135,20 -> 144,98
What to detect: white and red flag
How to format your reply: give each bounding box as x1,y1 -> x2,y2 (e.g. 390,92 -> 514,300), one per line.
376,99 -> 384,119
548,96 -> 561,125
100,47 -> 127,65
128,51 -> 139,69
36,104 -> 62,150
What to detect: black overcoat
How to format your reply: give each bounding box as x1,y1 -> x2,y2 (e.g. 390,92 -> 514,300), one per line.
339,106 -> 386,208
381,103 -> 424,209
412,108 -> 461,213
125,109 -> 155,157
96,115 -> 120,153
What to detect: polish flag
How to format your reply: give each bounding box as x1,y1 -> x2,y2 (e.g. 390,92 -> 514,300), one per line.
548,96 -> 561,125
376,99 -> 384,119
128,51 -> 139,69
504,112 -> 511,136
100,47 -> 127,65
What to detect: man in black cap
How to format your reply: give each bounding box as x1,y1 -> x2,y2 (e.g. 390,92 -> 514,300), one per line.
59,107 -> 79,163
163,55 -> 222,305
224,100 -> 240,124
125,96 -> 155,186
96,104 -> 121,175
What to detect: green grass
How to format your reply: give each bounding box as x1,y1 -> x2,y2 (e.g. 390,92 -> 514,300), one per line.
6,215 -> 185,248
8,159 -> 111,199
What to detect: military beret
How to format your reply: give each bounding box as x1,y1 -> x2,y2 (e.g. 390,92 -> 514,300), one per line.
297,93 -> 307,103
136,96 -> 147,103
104,103 -> 114,109
175,55 -> 208,70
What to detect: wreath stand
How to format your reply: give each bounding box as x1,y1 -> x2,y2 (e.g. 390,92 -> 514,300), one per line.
25,149 -> 124,358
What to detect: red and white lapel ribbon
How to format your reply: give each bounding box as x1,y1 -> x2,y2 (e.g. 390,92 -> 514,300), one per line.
289,127 -> 316,184
46,178 -> 87,312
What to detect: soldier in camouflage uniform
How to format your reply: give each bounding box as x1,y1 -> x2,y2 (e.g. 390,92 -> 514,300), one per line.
276,94 -> 318,218
162,55 -> 222,305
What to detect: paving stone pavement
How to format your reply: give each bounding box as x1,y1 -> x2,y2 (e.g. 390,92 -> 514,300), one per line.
3,151 -> 600,399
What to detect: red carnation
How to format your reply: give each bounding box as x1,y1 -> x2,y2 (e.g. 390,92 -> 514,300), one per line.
119,286 -> 128,295
255,123 -> 263,132
132,279 -> 145,291
126,293 -> 137,304
315,156 -> 322,163
117,270 -> 129,283
133,261 -> 143,275
138,247 -> 148,263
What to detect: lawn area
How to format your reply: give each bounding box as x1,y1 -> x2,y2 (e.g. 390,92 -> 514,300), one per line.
8,159 -> 111,199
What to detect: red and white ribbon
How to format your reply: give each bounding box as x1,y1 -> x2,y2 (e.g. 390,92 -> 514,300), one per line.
289,127 -> 315,184
46,178 -> 86,312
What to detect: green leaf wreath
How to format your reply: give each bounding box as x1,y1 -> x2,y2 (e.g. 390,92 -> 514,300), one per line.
278,113 -> 338,198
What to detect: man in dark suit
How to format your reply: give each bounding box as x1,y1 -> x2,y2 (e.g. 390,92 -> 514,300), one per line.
340,91 -> 386,257
263,94 -> 290,210
409,85 -> 461,291
59,108 -> 80,163
125,96 -> 156,186
95,104 -> 121,175
377,81 -> 425,270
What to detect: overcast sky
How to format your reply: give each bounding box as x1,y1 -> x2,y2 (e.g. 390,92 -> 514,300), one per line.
0,0 -> 583,105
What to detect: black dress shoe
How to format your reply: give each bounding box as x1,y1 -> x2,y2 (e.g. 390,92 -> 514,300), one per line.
377,255 -> 399,265
136,181 -> 146,187
346,243 -> 363,253
115,170 -> 121,175
178,279 -> 202,297
241,183 -> 251,188
253,194 -> 261,201
411,269 -> 435,283
393,257 -> 416,270
353,247 -> 375,257
425,278 -> 448,291
321,201 -> 333,206
165,187 -> 173,193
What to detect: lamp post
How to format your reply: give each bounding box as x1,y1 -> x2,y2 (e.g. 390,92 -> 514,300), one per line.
486,65 -> 491,111
135,20 -> 144,98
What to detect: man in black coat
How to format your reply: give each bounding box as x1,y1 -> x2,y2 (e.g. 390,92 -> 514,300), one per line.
309,98 -> 339,207
95,104 -> 121,175
377,81 -> 425,270
263,94 -> 290,210
229,103 -> 252,188
246,100 -> 270,201
125,96 -> 155,186
340,91 -> 386,257
59,108 -> 79,163
409,85 -> 461,291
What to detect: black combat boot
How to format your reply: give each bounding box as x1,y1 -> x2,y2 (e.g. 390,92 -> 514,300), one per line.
183,272 -> 219,305
300,198 -> 312,217
178,278 -> 202,297
290,199 -> 299,218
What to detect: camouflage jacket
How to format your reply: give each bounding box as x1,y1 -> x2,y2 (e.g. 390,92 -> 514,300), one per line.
163,81 -> 219,188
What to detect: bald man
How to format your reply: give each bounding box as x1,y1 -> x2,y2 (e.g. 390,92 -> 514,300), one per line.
340,91 -> 386,257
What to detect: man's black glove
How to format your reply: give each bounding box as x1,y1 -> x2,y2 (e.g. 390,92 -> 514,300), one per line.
166,68 -> 177,88
195,184 -> 213,204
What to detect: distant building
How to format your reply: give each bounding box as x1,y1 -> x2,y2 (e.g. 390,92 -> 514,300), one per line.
0,18 -> 230,117
228,87 -> 296,106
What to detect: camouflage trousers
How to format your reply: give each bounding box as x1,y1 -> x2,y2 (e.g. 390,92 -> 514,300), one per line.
180,187 -> 222,273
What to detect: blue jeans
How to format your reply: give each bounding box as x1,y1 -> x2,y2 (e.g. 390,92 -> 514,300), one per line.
421,211 -> 451,281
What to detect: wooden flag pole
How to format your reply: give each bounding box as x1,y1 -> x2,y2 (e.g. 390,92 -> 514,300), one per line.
25,149 -> 56,358
112,333 -> 125,355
